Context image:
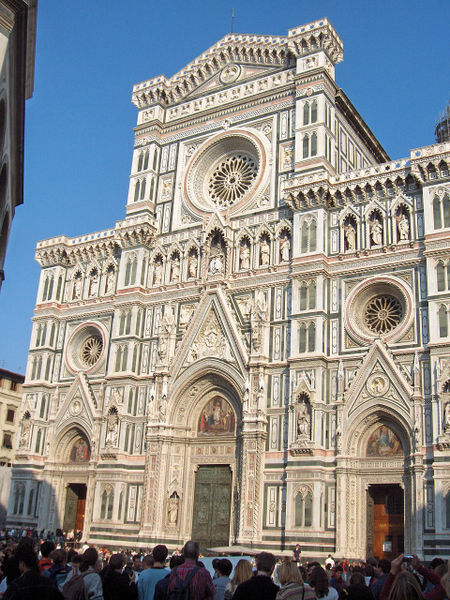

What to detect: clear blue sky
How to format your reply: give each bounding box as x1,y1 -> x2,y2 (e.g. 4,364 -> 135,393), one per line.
0,0 -> 449,373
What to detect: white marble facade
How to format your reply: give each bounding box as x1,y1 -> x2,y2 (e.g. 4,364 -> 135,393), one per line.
8,19 -> 450,559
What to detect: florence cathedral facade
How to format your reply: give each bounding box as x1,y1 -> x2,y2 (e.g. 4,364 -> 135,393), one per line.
7,19 -> 450,560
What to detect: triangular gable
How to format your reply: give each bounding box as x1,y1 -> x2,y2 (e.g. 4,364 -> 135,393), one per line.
170,289 -> 248,379
54,372 -> 97,432
345,340 -> 413,418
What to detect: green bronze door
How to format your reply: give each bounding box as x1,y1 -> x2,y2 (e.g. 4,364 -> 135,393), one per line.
192,465 -> 232,550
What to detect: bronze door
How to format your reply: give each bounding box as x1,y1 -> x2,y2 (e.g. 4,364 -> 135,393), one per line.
192,465 -> 232,550
63,484 -> 87,532
369,484 -> 404,560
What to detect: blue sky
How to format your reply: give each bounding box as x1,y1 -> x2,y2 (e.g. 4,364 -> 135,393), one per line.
0,0 -> 449,373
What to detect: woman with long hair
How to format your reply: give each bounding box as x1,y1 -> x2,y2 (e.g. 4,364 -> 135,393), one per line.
276,560 -> 316,600
308,566 -> 338,600
380,554 -> 446,600
224,559 -> 253,599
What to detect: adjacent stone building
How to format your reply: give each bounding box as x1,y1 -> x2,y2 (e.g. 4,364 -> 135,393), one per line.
0,0 -> 37,290
0,368 -> 24,525
7,18 -> 450,559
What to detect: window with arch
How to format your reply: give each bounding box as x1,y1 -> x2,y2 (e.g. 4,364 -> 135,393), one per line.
299,280 -> 316,310
27,488 -> 35,515
299,321 -> 316,353
303,132 -> 318,158
35,428 -> 41,453
303,100 -> 318,126
118,491 -> 124,521
31,356 -> 43,380
119,310 -> 132,336
439,306 -> 448,338
124,256 -> 137,286
44,357 -> 52,381
295,489 -> 313,527
446,490 -> 450,529
49,323 -> 56,346
100,488 -> 114,520
300,219 -> 317,253
433,193 -> 450,229
13,483 -> 25,515
436,261 -> 450,291
56,275 -> 63,301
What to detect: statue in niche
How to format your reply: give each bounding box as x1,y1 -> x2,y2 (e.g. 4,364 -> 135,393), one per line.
240,242 -> 250,270
158,333 -> 168,361
19,415 -> 31,448
260,237 -> 270,266
370,218 -> 383,246
444,402 -> 450,433
161,304 -> 176,335
398,213 -> 410,240
344,222 -> 356,251
88,270 -> 98,297
105,267 -> 115,294
280,236 -> 290,262
153,260 -> 163,285
171,255 -> 180,282
296,401 -> 310,438
208,252 -> 224,276
187,253 -> 198,279
105,410 -> 119,447
168,492 -> 179,525
72,274 -> 82,300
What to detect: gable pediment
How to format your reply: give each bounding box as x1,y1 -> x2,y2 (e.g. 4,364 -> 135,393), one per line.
170,289 -> 248,379
345,340 -> 413,418
54,373 -> 97,432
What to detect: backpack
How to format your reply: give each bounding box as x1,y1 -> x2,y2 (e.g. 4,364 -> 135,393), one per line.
168,566 -> 200,600
62,570 -> 90,600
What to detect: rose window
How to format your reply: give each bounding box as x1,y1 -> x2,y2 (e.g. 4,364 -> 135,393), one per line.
364,295 -> 402,334
208,154 -> 257,207
80,335 -> 103,368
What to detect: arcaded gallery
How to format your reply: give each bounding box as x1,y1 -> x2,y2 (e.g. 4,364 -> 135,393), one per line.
7,18 -> 450,560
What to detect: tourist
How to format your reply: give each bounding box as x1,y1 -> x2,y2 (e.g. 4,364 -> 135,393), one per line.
224,558 -> 252,599
43,549 -> 72,591
213,558 -> 233,600
138,545 -> 169,600
233,552 -> 279,600
154,554 -> 184,600
309,566 -> 338,600
38,541 -> 56,574
370,560 -> 390,600
3,546 -> 63,599
380,554 -> 446,600
293,545 -> 301,565
325,555 -> 335,569
340,572 -> 374,600
102,553 -> 137,600
76,547 -> 103,600
330,566 -> 345,594
167,541 -> 215,600
276,559 -> 316,600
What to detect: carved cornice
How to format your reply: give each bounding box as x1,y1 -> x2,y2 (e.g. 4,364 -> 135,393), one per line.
287,18 -> 344,65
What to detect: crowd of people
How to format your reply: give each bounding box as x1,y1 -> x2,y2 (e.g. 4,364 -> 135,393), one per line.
0,531 -> 450,600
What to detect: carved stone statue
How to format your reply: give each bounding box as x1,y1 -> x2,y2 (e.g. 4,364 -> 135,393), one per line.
260,238 -> 270,266
187,253 -> 198,279
161,304 -> 176,335
153,261 -> 163,285
105,268 -> 114,294
280,237 -> 290,262
444,402 -> 450,433
296,402 -> 310,437
208,253 -> 223,276
344,223 -> 356,251
105,410 -> 119,447
171,256 -> 180,282
88,271 -> 98,297
168,494 -> 179,525
398,214 -> 409,240
240,244 -> 250,270
370,219 -> 383,246
19,416 -> 31,448
73,276 -> 82,300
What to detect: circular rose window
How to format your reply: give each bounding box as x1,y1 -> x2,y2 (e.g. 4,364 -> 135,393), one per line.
184,130 -> 269,214
208,154 -> 257,207
66,324 -> 105,372
344,278 -> 413,344
80,335 -> 103,368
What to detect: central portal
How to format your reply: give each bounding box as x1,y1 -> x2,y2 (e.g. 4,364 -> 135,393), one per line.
63,483 -> 87,533
367,484 -> 404,560
192,465 -> 232,550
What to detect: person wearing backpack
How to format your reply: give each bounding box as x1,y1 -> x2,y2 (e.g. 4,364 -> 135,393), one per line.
154,555 -> 185,600
63,548 -> 103,600
167,541 -> 214,600
3,546 -> 64,600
